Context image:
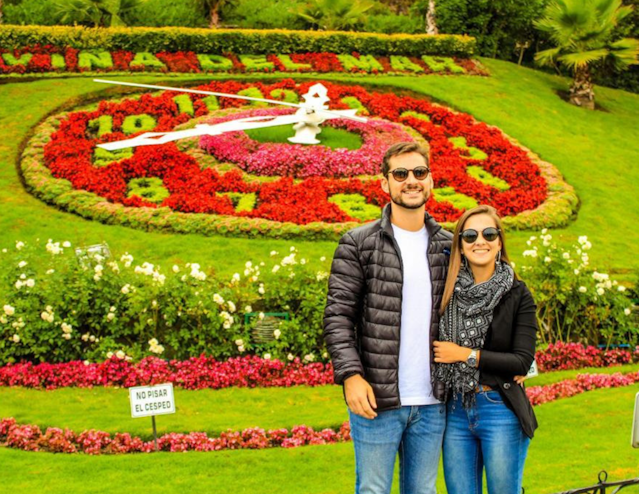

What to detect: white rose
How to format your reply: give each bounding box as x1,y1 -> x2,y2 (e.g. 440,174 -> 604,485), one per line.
320,256 -> 326,262
274,329 -> 281,339
618,286 -> 626,292
258,312 -> 265,320
25,279 -> 35,288
625,308 -> 632,316
237,345 -> 245,353
245,261 -> 253,268
287,353 -> 295,361
270,251 -> 278,257
235,339 -> 244,346
107,313 -> 115,321
578,286 -> 587,293
106,351 -> 114,359
263,353 -> 271,360
228,301 -> 236,313
213,294 -> 224,305
115,350 -> 125,359
61,323 -> 72,334
46,269 -> 55,275
15,241 -> 25,250
18,261 -> 27,268
544,257 -> 552,263
562,253 -> 570,259
121,285 -> 130,294
574,269 -> 580,275
62,333 -> 71,340
172,265 -> 180,273
272,265 -> 280,274
3,305 -> 15,316
244,305 -> 252,313
12,334 -> 20,343
258,284 -> 265,295
63,241 -> 71,248
14,280 -> 23,290
597,288 -> 605,296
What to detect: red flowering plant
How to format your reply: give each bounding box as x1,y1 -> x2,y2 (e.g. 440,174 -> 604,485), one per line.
21,79 -> 575,240
0,46 -> 486,76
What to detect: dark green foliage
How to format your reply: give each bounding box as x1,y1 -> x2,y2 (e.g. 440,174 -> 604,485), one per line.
223,0 -> 305,29
125,0 -> 208,27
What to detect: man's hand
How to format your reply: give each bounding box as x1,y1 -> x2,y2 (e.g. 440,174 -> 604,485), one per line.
433,341 -> 472,364
514,375 -> 527,387
344,374 -> 378,419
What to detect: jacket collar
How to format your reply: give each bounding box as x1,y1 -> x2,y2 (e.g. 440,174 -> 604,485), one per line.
380,203 -> 442,238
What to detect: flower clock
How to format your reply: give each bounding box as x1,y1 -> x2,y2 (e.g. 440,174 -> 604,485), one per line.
21,79 -> 577,239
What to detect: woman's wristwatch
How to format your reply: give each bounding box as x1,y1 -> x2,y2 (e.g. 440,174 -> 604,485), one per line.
466,349 -> 478,368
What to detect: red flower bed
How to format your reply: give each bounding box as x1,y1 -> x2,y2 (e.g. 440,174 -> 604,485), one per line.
0,355 -> 335,390
1,343 -> 632,391
535,342 -> 633,371
41,79 -> 548,226
0,417 -> 351,454
0,46 -> 485,75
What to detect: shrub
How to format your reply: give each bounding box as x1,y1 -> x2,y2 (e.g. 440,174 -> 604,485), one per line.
519,232 -> 636,346
0,25 -> 476,57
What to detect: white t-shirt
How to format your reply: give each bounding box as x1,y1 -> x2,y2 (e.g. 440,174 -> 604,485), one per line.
392,224 -> 439,406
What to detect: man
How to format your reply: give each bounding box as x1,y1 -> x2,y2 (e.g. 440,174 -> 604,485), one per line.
324,142 -> 452,494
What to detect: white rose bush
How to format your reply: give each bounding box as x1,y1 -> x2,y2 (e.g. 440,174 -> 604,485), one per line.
0,240 -> 332,365
520,232 -> 636,346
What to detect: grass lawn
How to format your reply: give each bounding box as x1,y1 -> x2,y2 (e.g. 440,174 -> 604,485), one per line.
2,364 -> 636,438
1,60 -> 638,279
2,384 -> 638,493
245,125 -> 363,149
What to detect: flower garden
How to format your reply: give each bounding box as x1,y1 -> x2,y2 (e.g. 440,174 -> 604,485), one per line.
2,22 -> 639,494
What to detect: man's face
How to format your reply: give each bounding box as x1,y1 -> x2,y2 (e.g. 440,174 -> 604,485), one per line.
381,152 -> 433,210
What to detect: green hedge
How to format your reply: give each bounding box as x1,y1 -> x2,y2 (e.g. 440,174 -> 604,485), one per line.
0,25 -> 476,57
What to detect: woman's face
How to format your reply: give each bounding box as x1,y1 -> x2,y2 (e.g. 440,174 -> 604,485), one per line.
460,213 -> 502,270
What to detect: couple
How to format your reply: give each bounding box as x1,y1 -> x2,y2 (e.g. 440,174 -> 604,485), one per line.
324,142 -> 538,494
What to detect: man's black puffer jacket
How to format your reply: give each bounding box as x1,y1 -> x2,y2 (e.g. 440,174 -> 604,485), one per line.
324,204 -> 452,411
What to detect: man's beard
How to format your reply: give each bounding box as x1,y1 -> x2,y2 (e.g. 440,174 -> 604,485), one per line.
390,186 -> 430,209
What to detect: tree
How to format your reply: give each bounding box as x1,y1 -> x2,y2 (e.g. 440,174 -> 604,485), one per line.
535,0 -> 639,109
0,0 -> 3,25
294,0 -> 374,31
426,0 -> 438,34
194,0 -> 237,28
54,0 -> 144,27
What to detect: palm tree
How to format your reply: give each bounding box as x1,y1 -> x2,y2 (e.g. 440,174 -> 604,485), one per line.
426,0 -> 438,35
535,0 -> 639,109
295,0 -> 374,31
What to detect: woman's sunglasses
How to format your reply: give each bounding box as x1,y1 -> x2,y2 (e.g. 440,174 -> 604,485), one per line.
459,227 -> 501,244
388,166 -> 430,182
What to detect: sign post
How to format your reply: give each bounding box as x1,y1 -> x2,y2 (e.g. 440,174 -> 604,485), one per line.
129,383 -> 176,451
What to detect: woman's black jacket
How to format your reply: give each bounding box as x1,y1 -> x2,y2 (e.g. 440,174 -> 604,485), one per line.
475,278 -> 539,439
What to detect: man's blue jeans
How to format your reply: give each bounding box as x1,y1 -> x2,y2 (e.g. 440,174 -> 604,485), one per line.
443,391 -> 530,494
349,404 -> 446,494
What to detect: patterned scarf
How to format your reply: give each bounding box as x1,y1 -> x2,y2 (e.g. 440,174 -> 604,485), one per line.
433,260 -> 514,408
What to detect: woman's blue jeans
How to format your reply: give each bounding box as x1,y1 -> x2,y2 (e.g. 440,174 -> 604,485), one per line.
349,404 -> 446,494
443,391 -> 530,494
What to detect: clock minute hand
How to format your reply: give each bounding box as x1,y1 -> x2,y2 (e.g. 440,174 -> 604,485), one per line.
93,79 -> 367,123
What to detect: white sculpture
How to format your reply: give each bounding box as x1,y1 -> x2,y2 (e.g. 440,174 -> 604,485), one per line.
93,79 -> 366,151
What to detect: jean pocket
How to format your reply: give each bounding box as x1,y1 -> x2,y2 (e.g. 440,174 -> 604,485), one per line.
483,391 -> 504,404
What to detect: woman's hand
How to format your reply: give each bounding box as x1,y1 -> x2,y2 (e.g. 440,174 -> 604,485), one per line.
433,341 -> 472,364
514,375 -> 527,387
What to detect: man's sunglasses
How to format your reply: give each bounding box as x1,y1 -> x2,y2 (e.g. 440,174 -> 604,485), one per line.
459,227 -> 501,244
388,166 -> 430,182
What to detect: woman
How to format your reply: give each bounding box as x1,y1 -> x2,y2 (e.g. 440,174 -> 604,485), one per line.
432,205 -> 537,494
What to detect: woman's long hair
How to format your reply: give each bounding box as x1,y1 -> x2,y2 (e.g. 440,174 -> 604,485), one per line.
440,205 -> 516,314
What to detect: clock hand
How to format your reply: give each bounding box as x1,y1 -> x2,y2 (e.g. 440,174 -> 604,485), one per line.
93,79 -> 367,123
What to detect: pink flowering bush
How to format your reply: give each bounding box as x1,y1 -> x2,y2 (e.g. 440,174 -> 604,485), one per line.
0,355 -> 334,390
535,341 -> 633,371
0,417 -> 351,454
200,108 -> 415,178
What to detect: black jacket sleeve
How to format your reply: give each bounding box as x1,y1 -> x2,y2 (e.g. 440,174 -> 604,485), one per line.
323,232 -> 366,385
478,284 -> 538,376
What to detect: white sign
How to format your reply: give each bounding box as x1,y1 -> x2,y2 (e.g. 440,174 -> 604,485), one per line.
526,360 -> 539,379
129,383 -> 176,418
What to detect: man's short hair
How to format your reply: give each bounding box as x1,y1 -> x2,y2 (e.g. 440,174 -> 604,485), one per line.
381,142 -> 430,176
